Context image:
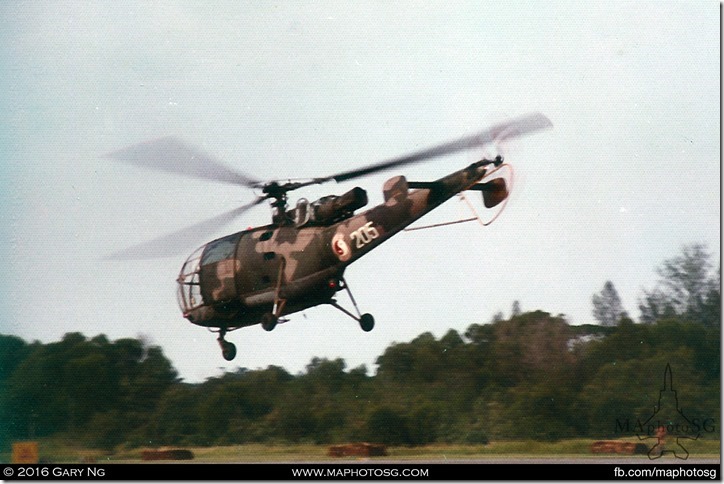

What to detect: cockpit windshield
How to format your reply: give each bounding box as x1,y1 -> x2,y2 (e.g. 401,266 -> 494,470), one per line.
177,232 -> 244,313
202,235 -> 239,265
177,245 -> 205,313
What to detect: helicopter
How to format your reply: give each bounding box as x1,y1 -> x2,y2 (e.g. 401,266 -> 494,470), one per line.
107,113 -> 552,360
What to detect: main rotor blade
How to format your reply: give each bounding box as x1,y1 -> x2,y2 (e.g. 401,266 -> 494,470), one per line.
107,137 -> 262,187
104,197 -> 266,260
329,112 -> 552,183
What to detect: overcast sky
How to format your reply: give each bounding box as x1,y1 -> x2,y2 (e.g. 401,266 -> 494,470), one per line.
1,1 -> 719,382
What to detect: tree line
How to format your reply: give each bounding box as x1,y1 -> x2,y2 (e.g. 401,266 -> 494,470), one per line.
0,244 -> 719,450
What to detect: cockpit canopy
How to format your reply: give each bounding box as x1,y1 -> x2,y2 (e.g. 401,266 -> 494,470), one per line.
177,245 -> 204,313
177,231 -> 242,314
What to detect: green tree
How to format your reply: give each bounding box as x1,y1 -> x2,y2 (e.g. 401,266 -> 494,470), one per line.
511,300 -> 522,318
639,243 -> 720,326
2,333 -> 178,447
375,333 -> 441,384
0,335 -> 32,447
196,380 -> 274,444
592,281 -> 628,326
579,349 -> 715,438
304,357 -> 347,394
406,404 -> 440,445
489,311 -> 574,388
365,407 -> 411,446
494,382 -> 578,440
3,334 -> 86,439
148,384 -> 203,446
0,335 -> 30,383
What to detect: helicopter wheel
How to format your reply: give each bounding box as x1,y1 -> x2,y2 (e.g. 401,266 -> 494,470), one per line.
359,313 -> 375,332
221,341 -> 237,361
219,339 -> 237,361
261,313 -> 278,332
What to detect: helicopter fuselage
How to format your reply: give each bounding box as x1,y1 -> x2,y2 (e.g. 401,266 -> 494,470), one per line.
177,160 -> 504,331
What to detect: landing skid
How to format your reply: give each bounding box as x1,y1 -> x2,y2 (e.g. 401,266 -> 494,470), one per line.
329,277 -> 375,332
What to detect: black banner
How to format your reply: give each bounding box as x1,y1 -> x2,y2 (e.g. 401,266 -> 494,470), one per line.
2,463 -> 720,481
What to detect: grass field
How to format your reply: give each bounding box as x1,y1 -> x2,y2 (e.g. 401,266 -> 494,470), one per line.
2,438 -> 720,464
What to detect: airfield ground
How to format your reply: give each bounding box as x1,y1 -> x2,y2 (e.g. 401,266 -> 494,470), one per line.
2,439 -> 720,464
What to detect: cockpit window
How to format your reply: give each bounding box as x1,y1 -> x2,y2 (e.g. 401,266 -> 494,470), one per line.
178,232 -> 243,313
201,232 -> 242,265
177,245 -> 205,312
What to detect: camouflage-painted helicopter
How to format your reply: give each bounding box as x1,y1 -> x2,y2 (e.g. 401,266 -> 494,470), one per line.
108,113 -> 551,360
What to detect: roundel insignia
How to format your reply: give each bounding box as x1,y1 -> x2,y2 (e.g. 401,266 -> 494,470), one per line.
332,233 -> 351,262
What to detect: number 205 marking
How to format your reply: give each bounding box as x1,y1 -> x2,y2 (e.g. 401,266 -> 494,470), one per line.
350,222 -> 379,249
